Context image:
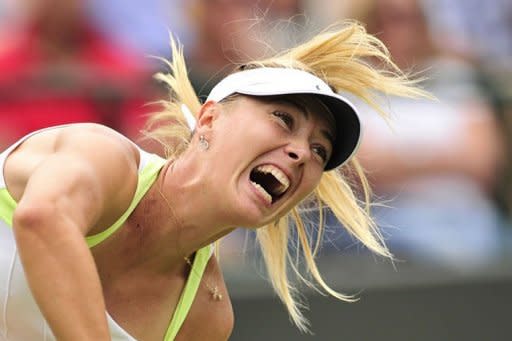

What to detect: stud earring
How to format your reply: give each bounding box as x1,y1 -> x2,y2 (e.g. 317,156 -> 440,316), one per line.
199,135 -> 209,151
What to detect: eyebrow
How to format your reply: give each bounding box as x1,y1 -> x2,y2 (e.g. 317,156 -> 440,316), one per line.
270,98 -> 336,148
271,98 -> 309,119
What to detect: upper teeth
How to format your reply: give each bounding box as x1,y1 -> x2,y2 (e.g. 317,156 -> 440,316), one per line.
255,165 -> 290,195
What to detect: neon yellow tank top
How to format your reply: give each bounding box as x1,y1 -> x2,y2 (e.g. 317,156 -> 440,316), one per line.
0,132 -> 209,341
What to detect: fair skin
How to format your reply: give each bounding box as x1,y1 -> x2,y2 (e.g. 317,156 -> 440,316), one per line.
5,94 -> 334,340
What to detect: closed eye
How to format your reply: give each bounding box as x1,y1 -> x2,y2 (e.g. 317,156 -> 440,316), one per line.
272,111 -> 294,130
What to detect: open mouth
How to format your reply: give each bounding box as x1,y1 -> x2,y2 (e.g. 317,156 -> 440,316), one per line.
249,164 -> 291,205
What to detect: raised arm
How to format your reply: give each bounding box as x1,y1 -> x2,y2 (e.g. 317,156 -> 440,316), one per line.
8,124 -> 139,340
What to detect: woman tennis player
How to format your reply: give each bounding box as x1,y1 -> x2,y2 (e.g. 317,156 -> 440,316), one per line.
0,22 -> 426,340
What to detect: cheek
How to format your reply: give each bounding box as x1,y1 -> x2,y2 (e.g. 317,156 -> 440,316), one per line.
299,170 -> 323,197
284,173 -> 321,216
210,122 -> 263,173
216,118 -> 276,155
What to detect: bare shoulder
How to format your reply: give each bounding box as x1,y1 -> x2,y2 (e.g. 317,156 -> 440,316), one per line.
4,124 -> 144,236
6,123 -> 138,164
4,123 -> 140,204
57,123 -> 139,159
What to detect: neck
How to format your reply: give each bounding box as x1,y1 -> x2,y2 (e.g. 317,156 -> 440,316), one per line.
127,158 -> 235,272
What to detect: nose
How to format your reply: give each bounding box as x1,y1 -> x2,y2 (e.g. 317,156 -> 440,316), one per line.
284,140 -> 311,164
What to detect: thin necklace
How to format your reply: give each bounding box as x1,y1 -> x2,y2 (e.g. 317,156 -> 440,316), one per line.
184,255 -> 223,301
157,186 -> 223,301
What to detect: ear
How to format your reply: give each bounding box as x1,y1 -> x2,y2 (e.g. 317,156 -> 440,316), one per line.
196,100 -> 221,131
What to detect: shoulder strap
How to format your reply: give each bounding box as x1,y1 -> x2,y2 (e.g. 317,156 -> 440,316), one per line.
86,153 -> 166,247
164,245 -> 213,341
0,188 -> 16,226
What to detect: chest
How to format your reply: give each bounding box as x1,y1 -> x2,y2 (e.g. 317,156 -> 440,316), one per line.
98,256 -> 234,341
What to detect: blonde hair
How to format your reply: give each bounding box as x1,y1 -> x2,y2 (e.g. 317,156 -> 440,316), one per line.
145,21 -> 429,332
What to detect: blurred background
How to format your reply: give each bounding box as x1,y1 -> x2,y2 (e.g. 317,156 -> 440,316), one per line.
0,0 -> 511,339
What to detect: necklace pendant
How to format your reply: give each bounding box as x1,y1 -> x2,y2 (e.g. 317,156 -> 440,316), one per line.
211,287 -> 223,301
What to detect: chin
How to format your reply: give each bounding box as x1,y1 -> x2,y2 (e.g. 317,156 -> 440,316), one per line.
231,207 -> 278,229
249,210 -> 290,230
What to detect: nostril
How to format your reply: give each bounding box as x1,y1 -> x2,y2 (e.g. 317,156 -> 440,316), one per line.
288,151 -> 299,160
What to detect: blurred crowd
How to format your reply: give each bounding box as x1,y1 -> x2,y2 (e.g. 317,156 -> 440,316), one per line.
0,0 -> 511,270
344,0 -> 511,269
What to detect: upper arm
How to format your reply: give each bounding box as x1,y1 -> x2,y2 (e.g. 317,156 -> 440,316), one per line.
12,124 -> 140,236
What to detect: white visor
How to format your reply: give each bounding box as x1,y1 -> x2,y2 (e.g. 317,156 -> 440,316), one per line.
206,67 -> 361,170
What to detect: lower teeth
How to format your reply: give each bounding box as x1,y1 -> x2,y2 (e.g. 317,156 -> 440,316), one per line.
251,181 -> 272,203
